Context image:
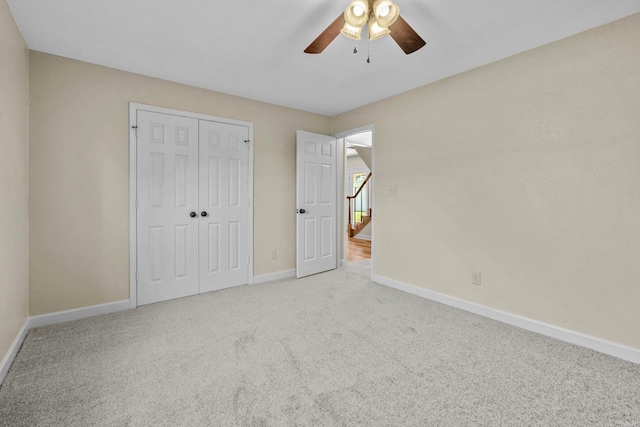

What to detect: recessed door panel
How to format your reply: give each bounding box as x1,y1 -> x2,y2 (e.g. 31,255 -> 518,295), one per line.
150,123 -> 164,143
175,126 -> 190,146
175,225 -> 188,278
321,217 -> 332,258
321,163 -> 332,205
304,217 -> 316,261
229,159 -> 240,207
175,154 -> 188,208
150,153 -> 164,208
304,162 -> 316,205
149,226 -> 164,283
208,157 -> 220,207
228,221 -> 240,270
208,223 -> 220,273
321,143 -> 332,157
305,142 -> 315,155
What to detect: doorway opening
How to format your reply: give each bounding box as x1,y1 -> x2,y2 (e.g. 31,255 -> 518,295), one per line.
335,127 -> 374,270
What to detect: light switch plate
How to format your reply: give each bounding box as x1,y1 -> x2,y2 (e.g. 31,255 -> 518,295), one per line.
472,272 -> 481,286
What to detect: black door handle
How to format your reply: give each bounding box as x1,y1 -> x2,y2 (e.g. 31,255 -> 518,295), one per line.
190,212 -> 197,218
201,211 -> 208,217
298,209 -> 306,214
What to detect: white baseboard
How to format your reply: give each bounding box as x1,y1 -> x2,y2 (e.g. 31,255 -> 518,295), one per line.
373,275 -> 640,365
253,269 -> 296,285
1,300 -> 130,386
0,319 -> 30,386
29,300 -> 130,329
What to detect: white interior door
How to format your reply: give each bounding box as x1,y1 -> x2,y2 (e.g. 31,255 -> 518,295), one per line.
136,108 -> 251,305
137,111 -> 200,305
199,120 -> 250,292
296,130 -> 338,278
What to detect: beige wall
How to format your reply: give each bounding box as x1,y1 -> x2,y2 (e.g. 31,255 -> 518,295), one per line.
10,5 -> 640,352
29,51 -> 330,315
347,154 -> 368,171
332,13 -> 640,348
0,0 -> 29,362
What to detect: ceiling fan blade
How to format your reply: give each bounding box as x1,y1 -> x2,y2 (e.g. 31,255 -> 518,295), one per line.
304,13 -> 345,54
389,16 -> 426,54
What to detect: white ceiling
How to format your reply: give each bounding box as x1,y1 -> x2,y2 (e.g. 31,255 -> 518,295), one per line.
8,0 -> 640,116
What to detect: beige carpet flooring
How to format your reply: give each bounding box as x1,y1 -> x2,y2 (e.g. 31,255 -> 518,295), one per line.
1,260 -> 639,426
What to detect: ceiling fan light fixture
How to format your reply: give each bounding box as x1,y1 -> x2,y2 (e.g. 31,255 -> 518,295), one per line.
373,0 -> 399,28
303,0 -> 426,55
368,20 -> 391,41
344,0 -> 370,28
340,22 -> 363,40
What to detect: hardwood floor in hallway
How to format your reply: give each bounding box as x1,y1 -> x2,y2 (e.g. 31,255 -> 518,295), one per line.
347,237 -> 371,263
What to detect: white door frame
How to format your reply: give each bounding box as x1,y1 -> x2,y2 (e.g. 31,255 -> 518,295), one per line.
129,102 -> 254,308
332,124 -> 375,277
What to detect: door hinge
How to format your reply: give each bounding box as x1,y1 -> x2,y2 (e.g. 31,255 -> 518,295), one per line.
135,271 -> 139,281
132,125 -> 138,137
135,199 -> 139,209
247,256 -> 251,265
248,198 -> 251,207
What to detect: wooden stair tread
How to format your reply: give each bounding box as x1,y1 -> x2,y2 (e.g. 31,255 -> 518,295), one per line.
348,215 -> 372,237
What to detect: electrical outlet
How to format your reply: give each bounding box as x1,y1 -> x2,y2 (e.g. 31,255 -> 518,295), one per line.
270,249 -> 277,260
472,272 -> 481,286
389,185 -> 397,196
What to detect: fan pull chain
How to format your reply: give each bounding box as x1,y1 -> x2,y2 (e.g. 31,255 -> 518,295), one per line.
353,44 -> 358,54
366,39 -> 371,63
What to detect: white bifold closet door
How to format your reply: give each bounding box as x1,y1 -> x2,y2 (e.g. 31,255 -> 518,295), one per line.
198,120 -> 250,293
137,110 -> 249,305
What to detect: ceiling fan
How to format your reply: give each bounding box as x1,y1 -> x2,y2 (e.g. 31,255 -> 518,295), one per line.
304,0 -> 426,55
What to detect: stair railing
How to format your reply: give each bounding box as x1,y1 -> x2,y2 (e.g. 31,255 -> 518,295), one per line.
347,172 -> 372,235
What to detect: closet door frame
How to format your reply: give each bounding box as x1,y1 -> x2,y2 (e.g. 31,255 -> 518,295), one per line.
129,103 -> 254,308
